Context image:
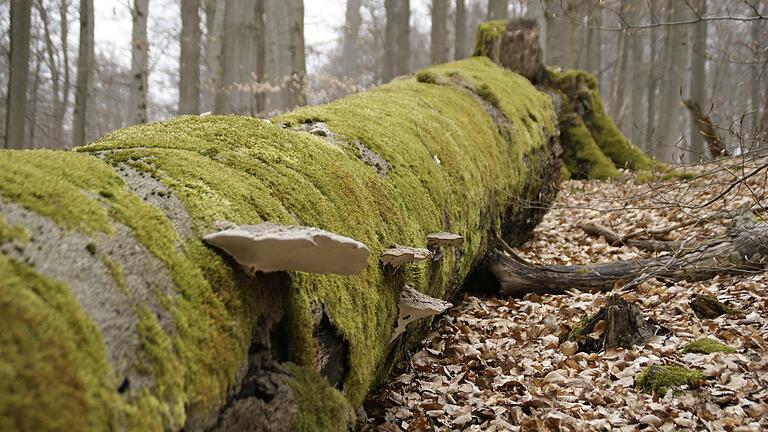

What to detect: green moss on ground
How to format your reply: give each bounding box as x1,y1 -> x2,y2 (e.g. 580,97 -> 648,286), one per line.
545,68 -> 657,174
0,215 -> 29,244
287,364 -> 355,432
1,57 -> 556,429
636,365 -> 704,397
567,315 -> 590,342
682,338 -> 736,354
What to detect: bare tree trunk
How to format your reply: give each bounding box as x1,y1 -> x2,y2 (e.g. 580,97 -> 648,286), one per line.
36,0 -> 70,148
431,0 -> 449,64
487,0 -> 507,20
72,0 -> 94,147
203,0 -> 225,112
454,0 -> 467,60
655,0 -> 689,162
179,0 -> 201,115
688,0 -> 707,161
254,0 -> 266,115
629,5 -> 644,146
27,53 -> 41,148
342,0 -> 361,78
585,6 -> 601,79
287,0 -> 306,108
525,0 -> 546,63
645,6 -> 658,153
5,0 -> 32,149
751,20 -> 763,137
383,0 -> 397,82
396,0 -> 410,76
130,0 -> 150,124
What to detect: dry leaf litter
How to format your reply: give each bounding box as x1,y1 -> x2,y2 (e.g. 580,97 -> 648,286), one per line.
363,161 -> 768,431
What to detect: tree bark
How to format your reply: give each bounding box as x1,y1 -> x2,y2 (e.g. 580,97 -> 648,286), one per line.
130,0 -> 150,125
342,0 -> 362,78
203,0 -> 226,112
655,0 -> 689,162
287,0 -> 306,109
71,0 -> 94,147
36,0 -> 70,148
645,4 -> 658,153
5,0 -> 32,149
430,0 -> 449,64
487,0 -> 507,20
383,0 -> 410,81
179,0 -> 201,115
629,4 -> 644,146
396,0 -> 410,76
454,0 -> 467,60
688,0 -> 707,161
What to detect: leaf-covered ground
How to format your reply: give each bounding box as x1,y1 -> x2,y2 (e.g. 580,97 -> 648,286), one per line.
364,159 -> 768,431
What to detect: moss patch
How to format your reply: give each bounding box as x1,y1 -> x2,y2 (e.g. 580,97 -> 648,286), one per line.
415,70 -> 438,84
472,19 -> 508,57
682,338 -> 736,354
286,364 -> 355,431
544,68 -> 657,173
559,113 -> 619,179
636,365 -> 704,397
0,215 -> 29,244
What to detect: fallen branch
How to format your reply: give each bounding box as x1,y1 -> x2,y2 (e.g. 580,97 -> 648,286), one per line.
488,223 -> 768,296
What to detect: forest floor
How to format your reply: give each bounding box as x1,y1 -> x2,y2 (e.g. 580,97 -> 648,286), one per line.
363,157 -> 768,431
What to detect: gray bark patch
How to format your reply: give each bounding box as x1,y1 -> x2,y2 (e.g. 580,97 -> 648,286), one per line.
0,199 -> 178,397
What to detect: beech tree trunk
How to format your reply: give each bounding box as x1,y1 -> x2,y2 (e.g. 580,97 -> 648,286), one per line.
179,0 -> 201,115
71,0 -> 94,147
454,0 -> 468,60
5,0 -> 32,149
655,0 -> 688,162
431,0 -> 449,64
383,0 -> 410,81
342,0 -> 362,78
130,0 -> 150,125
688,0 -> 707,161
487,0 -> 508,20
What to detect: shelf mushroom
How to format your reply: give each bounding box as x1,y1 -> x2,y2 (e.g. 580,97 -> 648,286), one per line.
426,232 -> 464,248
203,222 -> 370,275
390,287 -> 453,342
380,246 -> 433,269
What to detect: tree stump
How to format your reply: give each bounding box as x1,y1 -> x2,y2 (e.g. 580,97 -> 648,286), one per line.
570,295 -> 658,353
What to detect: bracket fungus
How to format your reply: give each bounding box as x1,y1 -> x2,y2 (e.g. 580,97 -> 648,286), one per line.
203,222 -> 370,275
426,232 -> 464,248
380,246 -> 433,268
390,287 -> 453,342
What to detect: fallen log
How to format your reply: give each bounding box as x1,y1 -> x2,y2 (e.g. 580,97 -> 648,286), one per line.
0,56 -> 561,430
488,223 -> 768,296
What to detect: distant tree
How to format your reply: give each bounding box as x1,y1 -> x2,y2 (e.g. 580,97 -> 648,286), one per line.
454,0 -> 467,60
431,0 -> 448,64
287,0 -> 306,108
5,0 -> 32,149
655,0 -> 689,161
179,0 -> 200,115
72,0 -> 93,147
688,0 -> 708,160
487,0 -> 507,20
130,0 -> 149,124
36,0 -> 71,148
203,0 -> 225,112
342,0 -> 362,78
383,0 -> 410,81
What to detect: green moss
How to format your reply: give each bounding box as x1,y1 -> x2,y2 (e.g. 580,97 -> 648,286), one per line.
635,365 -> 704,396
567,314 -> 590,342
559,113 -> 619,179
286,364 -> 355,431
0,215 -> 29,244
545,68 -> 657,173
416,70 -> 438,84
0,256 -> 117,431
682,338 -> 736,354
472,19 -> 508,57
100,255 -> 128,296
476,83 -> 500,108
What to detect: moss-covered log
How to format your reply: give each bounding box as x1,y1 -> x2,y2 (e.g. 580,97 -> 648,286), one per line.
0,57 -> 560,431
474,19 -> 658,179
